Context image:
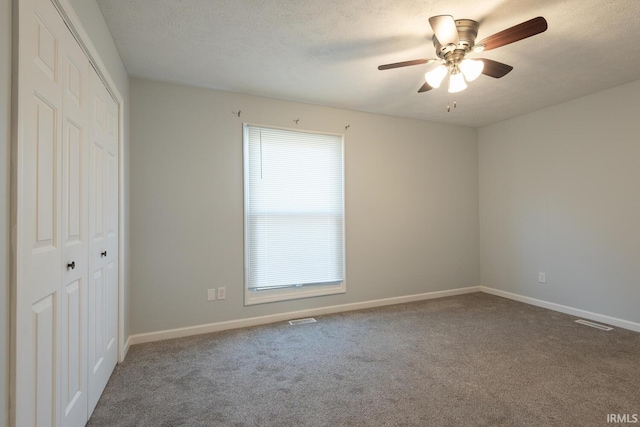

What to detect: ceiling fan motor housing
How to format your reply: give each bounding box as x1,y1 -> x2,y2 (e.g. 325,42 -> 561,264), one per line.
433,19 -> 479,64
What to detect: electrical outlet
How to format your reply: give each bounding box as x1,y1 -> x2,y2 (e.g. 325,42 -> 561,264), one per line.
207,288 -> 216,301
538,272 -> 546,283
217,287 -> 226,300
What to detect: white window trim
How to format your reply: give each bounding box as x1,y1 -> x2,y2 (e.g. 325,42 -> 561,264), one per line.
245,282 -> 346,305
242,123 -> 346,306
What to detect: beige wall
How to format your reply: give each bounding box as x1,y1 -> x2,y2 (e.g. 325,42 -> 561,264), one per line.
1,0 -> 10,424
479,80 -> 640,323
130,78 -> 480,335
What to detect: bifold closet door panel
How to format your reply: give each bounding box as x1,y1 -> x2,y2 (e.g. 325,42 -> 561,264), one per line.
15,0 -> 67,424
87,66 -> 119,416
60,15 -> 91,427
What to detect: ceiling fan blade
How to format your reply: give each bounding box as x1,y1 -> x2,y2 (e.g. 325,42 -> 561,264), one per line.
476,17 -> 547,51
378,58 -> 436,70
429,15 -> 459,46
418,82 -> 433,93
479,58 -> 513,78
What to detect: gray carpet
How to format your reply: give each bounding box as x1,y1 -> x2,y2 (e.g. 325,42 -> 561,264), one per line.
87,293 -> 640,426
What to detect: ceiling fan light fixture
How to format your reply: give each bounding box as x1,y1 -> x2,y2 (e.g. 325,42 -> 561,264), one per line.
459,59 -> 484,82
377,14 -> 548,101
448,71 -> 467,93
425,64 -> 448,88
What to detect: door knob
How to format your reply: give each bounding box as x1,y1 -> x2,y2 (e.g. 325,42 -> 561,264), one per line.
67,261 -> 76,270
101,251 -> 107,257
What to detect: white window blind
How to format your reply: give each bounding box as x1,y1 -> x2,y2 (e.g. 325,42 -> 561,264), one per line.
244,124 -> 344,291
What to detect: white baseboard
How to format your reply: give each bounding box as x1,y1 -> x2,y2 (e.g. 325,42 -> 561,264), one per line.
122,284 -> 639,356
127,286 -> 482,346
481,286 -> 640,333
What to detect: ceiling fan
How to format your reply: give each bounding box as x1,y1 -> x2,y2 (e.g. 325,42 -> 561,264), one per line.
378,15 -> 548,95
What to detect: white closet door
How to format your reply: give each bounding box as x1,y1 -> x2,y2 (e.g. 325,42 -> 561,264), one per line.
87,66 -> 119,415
15,0 -> 67,424
15,0 -> 119,425
60,19 -> 90,427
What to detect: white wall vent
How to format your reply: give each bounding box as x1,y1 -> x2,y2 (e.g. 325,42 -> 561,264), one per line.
288,318 -> 317,325
575,319 -> 613,331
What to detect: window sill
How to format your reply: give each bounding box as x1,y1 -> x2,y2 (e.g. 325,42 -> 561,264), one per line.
244,282 -> 346,306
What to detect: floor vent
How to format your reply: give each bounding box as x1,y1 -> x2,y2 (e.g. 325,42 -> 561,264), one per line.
575,319 -> 613,331
289,318 -> 317,326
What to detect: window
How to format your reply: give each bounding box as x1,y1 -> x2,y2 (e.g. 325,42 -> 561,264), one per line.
243,124 -> 345,305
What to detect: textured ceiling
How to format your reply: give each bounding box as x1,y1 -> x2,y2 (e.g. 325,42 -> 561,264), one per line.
96,0 -> 640,127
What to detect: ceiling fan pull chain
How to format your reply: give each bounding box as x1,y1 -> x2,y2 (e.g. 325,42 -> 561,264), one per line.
454,100 -> 457,109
